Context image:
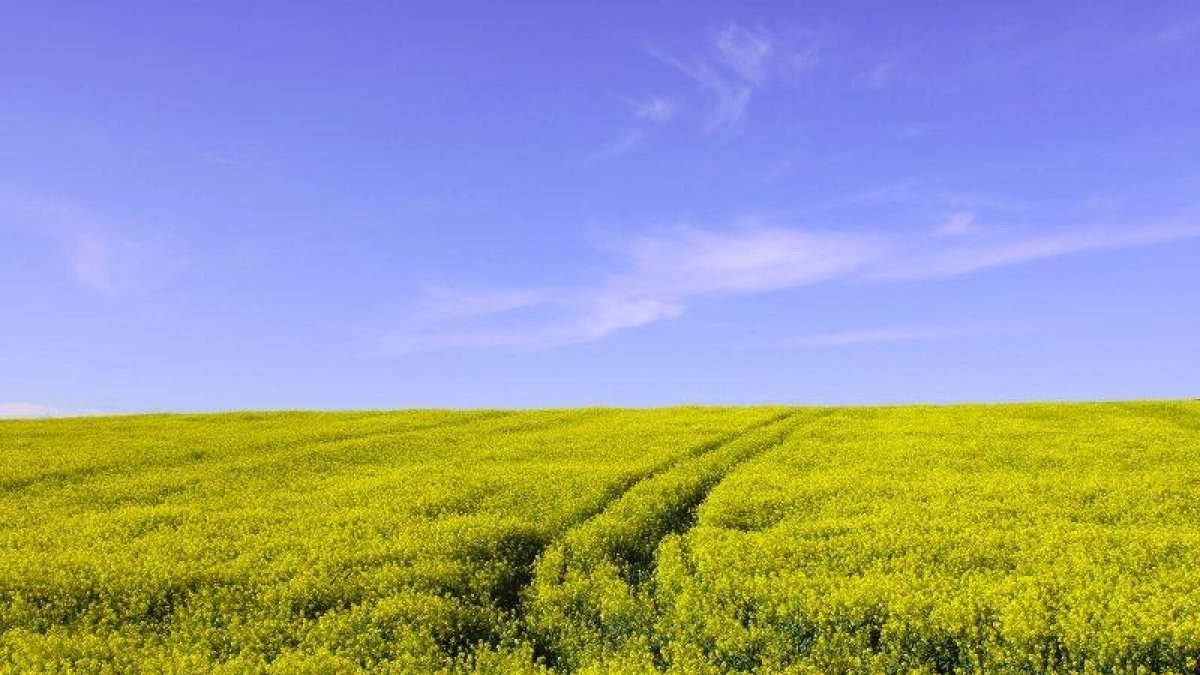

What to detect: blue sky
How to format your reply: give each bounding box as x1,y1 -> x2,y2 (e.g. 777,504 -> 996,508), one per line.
2,1 -> 1199,414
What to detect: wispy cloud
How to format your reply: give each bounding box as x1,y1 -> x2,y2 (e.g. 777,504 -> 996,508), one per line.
0,402 -> 105,419
67,232 -> 182,298
874,222 -> 1200,281
377,222 -> 884,353
937,210 -> 980,236
377,217 -> 1200,355
843,179 -> 1026,213
651,22 -> 820,135
578,129 -> 647,165
620,94 -> 676,123
416,287 -> 554,321
854,60 -> 899,89
581,95 -> 675,164
0,191 -> 187,297
788,41 -> 821,73
851,53 -> 952,95
714,23 -> 774,84
654,50 -> 754,133
785,322 -> 1033,348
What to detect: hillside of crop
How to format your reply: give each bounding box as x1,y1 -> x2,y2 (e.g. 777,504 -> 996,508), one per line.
1,402 -> 1198,673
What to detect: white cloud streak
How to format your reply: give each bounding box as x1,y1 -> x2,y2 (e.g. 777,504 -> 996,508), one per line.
0,191 -> 187,298
714,24 -> 774,84
654,51 -> 754,133
377,219 -> 1200,355
854,60 -> 899,89
378,223 -> 884,354
874,222 -> 1200,281
622,95 -> 676,123
578,129 -> 647,165
785,323 -> 1032,348
0,402 -> 105,419
937,210 -> 979,236
581,95 -> 673,164
651,23 -> 819,134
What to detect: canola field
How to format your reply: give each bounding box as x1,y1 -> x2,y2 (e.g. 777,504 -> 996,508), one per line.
1,402 -> 1198,673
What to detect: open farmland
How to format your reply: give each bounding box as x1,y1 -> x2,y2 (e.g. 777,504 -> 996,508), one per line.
1,402 -> 1198,673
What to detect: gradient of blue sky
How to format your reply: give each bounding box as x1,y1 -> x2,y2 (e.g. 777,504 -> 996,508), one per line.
2,1 -> 1198,414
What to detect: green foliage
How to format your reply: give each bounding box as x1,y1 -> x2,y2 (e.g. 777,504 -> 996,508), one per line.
2,402 -> 1199,672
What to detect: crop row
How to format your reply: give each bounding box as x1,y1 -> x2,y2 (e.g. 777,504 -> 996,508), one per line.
3,402 -> 1198,672
647,402 -> 1200,673
0,407 -> 779,672
523,408 -> 802,671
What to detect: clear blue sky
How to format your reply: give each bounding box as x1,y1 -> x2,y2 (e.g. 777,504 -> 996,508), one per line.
2,1 -> 1198,414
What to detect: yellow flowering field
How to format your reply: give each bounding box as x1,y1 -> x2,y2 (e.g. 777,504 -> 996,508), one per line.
1,402 -> 1197,673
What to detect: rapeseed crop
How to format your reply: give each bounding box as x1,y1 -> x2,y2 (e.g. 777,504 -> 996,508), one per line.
652,403 -> 1200,673
2,402 -> 1198,673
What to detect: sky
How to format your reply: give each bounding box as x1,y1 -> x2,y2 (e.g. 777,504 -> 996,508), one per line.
2,1 -> 1199,414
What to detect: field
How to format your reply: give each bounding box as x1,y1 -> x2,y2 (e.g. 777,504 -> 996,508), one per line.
1,402 -> 1198,673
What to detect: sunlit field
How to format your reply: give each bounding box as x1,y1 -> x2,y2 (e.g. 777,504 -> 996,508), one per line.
2,402 -> 1198,673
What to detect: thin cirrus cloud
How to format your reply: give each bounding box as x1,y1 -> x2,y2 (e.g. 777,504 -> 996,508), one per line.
377,219 -> 1200,355
584,23 -> 816,162
872,221 -> 1200,281
650,23 -> 819,134
377,224 -> 884,354
853,60 -> 899,89
0,402 -> 105,419
713,23 -> 774,84
579,95 -> 675,164
578,129 -> 645,165
621,94 -> 676,123
936,211 -> 979,237
785,323 -> 1034,348
0,191 -> 187,298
